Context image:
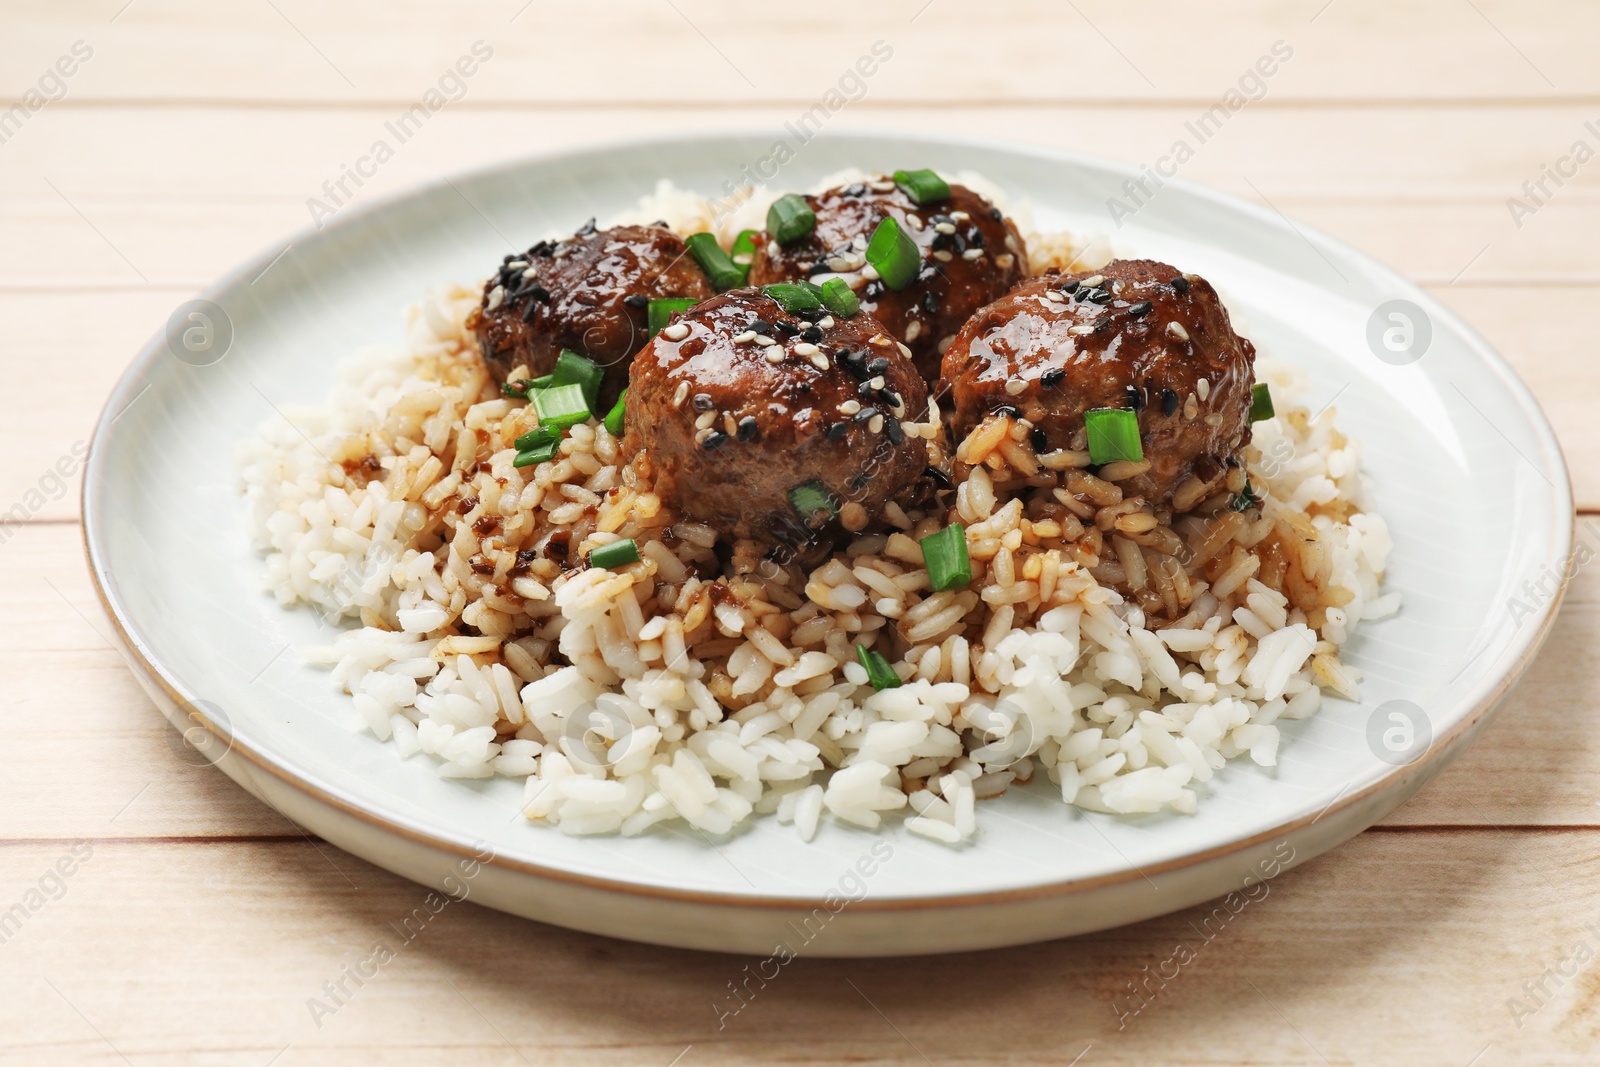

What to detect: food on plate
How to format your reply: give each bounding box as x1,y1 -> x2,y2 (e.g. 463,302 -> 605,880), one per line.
939,259 -> 1257,506
621,285 -> 930,546
241,167 -> 1398,847
747,173 -> 1029,385
472,220 -> 713,407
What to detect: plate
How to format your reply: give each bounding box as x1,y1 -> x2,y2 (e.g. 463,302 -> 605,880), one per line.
82,131 -> 1573,956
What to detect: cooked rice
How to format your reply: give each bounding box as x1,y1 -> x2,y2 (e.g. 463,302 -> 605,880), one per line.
239,182 -> 1397,845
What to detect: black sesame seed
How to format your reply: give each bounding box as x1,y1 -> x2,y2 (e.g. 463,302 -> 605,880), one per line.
994,404 -> 1022,420
520,300 -> 539,323
867,357 -> 890,375
622,293 -> 649,309
1059,279 -> 1080,294
966,228 -> 984,247
526,285 -> 551,303
854,406 -> 879,423
1125,385 -> 1143,411
576,217 -> 597,237
950,233 -> 967,254
1088,288 -> 1113,304
692,393 -> 714,412
886,419 -> 904,444
875,388 -> 898,406
1171,276 -> 1190,292
737,416 -> 759,441
702,431 -> 728,451
930,214 -> 952,227
989,207 -> 1004,221
651,219 -> 669,229
863,281 -> 887,300
844,183 -> 867,197
502,254 -> 517,264
915,264 -> 941,284
801,326 -> 823,342
1128,301 -> 1152,318
850,472 -> 870,492
1161,388 -> 1180,417
806,261 -> 831,277
1030,428 -> 1049,452
857,381 -> 877,399
827,421 -> 849,439
922,291 -> 941,314
1041,368 -> 1066,388
749,319 -> 774,335
775,320 -> 800,336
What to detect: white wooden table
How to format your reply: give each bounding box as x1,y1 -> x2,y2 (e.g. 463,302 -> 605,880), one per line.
3,3 -> 1597,1062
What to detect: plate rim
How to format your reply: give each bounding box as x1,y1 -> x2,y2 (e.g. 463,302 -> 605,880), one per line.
81,127 -> 1577,911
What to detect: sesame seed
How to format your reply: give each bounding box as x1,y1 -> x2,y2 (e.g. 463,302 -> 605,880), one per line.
840,399 -> 862,415
1197,378 -> 1210,401
904,321 -> 923,341
868,375 -> 886,390
1041,368 -> 1066,387
827,421 -> 849,439
906,214 -> 924,231
798,320 -> 814,330
1044,289 -> 1066,303
723,412 -> 738,436
506,259 -> 529,270
897,342 -> 913,358
868,414 -> 884,433
1171,276 -> 1190,292
818,316 -> 835,329
622,293 -> 647,308
1030,427 -> 1049,452
1166,321 -> 1191,342
765,350 -> 784,365
733,330 -> 756,343
922,291 -> 941,314
1081,275 -> 1104,288
870,180 -> 896,193
662,323 -> 689,341
886,419 -> 904,444
1184,394 -> 1199,419
1068,324 -> 1094,336
937,335 -> 956,354
995,253 -> 1015,270
755,335 -> 777,346
810,353 -> 830,371
673,382 -> 689,407
1204,413 -> 1224,427
695,411 -> 716,430
870,335 -> 892,347
793,342 -> 819,356
486,285 -> 506,311
1128,301 -> 1152,318
855,406 -> 879,424
861,264 -> 881,281
702,431 -> 729,451
933,250 -> 953,262
827,256 -> 855,273
962,248 -> 984,261
738,416 -> 758,440
934,222 -> 957,235
692,392 -> 714,411
951,210 -> 970,222
1161,388 -> 1179,417
521,267 -> 539,280
1005,379 -> 1027,396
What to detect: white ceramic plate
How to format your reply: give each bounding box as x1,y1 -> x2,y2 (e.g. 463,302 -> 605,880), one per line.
83,131 -> 1572,956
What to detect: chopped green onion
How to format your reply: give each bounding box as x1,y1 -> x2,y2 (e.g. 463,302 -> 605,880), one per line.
787,479 -> 838,526
855,645 -> 903,691
685,232 -> 745,291
501,379 -> 534,400
551,349 -> 604,412
920,523 -> 971,592
865,216 -> 919,291
514,424 -> 561,452
604,388 -> 628,437
767,193 -> 816,245
819,278 -> 860,318
762,282 -> 823,315
589,538 -> 640,570
893,168 -> 950,205
513,439 -> 559,468
648,297 -> 696,337
1232,478 -> 1259,512
533,382 -> 591,432
731,229 -> 759,279
529,373 -> 554,389
1250,382 -> 1275,422
1084,407 -> 1144,465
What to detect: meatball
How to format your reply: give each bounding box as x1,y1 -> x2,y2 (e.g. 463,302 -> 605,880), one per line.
472,221 -> 713,408
747,177 -> 1029,386
939,259 -> 1256,506
622,288 -> 930,546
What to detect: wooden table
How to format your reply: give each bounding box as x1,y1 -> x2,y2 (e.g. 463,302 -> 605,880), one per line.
4,2 -> 1597,1062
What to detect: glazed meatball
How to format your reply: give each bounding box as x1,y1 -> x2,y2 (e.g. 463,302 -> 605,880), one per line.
472,221 -> 713,408
747,177 -> 1029,385
622,288 -> 930,546
939,259 -> 1256,506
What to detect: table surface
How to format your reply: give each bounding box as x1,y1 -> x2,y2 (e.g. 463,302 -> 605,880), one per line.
4,2 -> 1598,1063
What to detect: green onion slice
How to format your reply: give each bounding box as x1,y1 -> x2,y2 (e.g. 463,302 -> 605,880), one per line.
603,388 -> 628,437
513,439 -> 559,468
529,373 -> 554,389
855,645 -> 903,691
648,297 -> 696,337
731,228 -> 759,266
762,282 -> 823,315
865,216 -> 919,291
1084,407 -> 1144,465
685,232 -> 745,291
819,277 -> 860,318
533,382 -> 591,432
589,538 -> 640,570
1250,382 -> 1275,422
920,523 -> 972,592
501,379 -> 533,400
551,349 -> 604,413
767,193 -> 816,246
787,479 -> 838,526
1232,477 -> 1259,512
892,168 -> 951,205
514,424 -> 561,452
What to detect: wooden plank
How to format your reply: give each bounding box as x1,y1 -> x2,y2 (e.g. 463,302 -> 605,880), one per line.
3,520 -> 1594,840
0,831 -> 1596,1063
2,0 -> 1594,105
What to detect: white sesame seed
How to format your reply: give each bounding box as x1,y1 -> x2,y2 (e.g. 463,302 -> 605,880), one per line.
852,234 -> 869,251
798,321 -> 813,330
891,396 -> 906,416
896,341 -> 913,359
695,411 -> 715,430
870,180 -> 895,193
1167,321 -> 1190,342
724,412 -> 738,435
995,253 -> 1015,270
1112,280 -> 1127,294
765,350 -> 784,364
904,321 -> 923,341
1005,379 -> 1027,396
962,248 -> 984,261
810,354 -> 830,371
507,259 -> 529,270
1082,275 -> 1104,288
868,414 -> 884,433
817,316 -> 835,329
673,382 -> 689,407
1044,289 -> 1065,303
933,250 -> 953,262
906,214 -> 924,231
1197,378 -> 1210,401
937,335 -> 956,355
1205,413 -> 1224,427
694,427 -> 711,445
827,256 -> 855,273
868,375 -> 886,390
861,264 -> 881,281
840,399 -> 862,415
951,210 -> 970,222
755,335 -> 777,346
934,222 -> 957,235
900,420 -> 919,438
793,342 -> 819,356
1184,394 -> 1199,419
1005,233 -> 1020,254
1068,324 -> 1094,336
486,285 -> 505,311
521,266 -> 539,279
870,335 -> 892,347
733,330 -> 756,343
662,323 -> 690,341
